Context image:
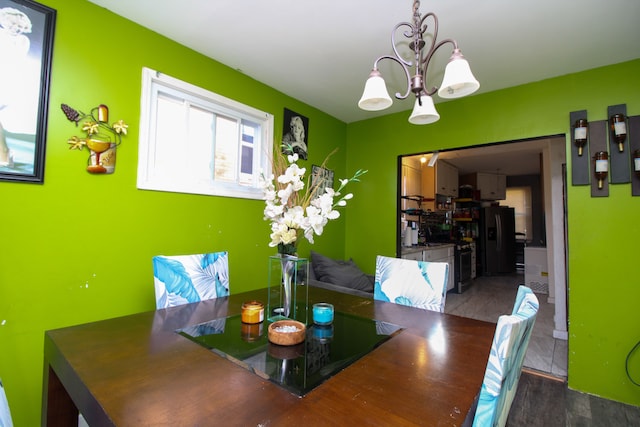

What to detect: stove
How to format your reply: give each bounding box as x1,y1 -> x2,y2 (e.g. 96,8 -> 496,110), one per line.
454,241 -> 473,293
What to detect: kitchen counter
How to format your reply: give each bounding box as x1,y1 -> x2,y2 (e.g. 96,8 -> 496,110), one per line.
401,246 -> 424,256
401,243 -> 456,292
401,242 -> 455,256
402,242 -> 455,256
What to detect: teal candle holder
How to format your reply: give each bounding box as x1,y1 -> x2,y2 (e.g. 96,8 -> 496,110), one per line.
312,303 -> 334,325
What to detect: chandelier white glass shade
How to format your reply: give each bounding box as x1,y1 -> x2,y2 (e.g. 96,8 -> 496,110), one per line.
358,0 -> 479,124
409,94 -> 439,125
358,70 -> 392,111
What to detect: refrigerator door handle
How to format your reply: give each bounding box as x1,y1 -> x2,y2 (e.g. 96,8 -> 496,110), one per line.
496,214 -> 502,251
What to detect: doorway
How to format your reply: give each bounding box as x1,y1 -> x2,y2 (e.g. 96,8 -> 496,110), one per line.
397,135 -> 568,376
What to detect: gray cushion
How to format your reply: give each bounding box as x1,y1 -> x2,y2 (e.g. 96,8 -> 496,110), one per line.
308,278 -> 373,299
310,251 -> 374,293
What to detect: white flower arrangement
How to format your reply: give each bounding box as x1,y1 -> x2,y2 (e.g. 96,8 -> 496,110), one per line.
260,145 -> 366,255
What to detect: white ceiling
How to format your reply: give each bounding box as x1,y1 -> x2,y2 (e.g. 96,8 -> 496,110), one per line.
88,0 -> 640,124
86,0 -> 639,176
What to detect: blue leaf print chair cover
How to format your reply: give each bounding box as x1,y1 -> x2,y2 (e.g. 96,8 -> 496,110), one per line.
472,285 -> 539,427
153,252 -> 230,309
0,378 -> 13,427
374,255 -> 449,313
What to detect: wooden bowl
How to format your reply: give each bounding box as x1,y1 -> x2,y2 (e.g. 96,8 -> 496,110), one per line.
268,342 -> 304,360
268,320 -> 306,346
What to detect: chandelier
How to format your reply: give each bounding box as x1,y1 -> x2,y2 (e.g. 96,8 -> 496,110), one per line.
358,0 -> 479,124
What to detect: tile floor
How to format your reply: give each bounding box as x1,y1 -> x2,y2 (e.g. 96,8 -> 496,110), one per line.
445,272 -> 567,378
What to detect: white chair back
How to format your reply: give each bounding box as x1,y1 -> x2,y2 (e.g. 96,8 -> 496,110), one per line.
374,255 -> 449,313
472,285 -> 539,427
0,379 -> 13,427
153,251 -> 229,309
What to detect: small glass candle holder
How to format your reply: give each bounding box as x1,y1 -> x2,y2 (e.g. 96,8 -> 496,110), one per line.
241,300 -> 264,324
240,322 -> 263,342
312,303 -> 334,325
312,324 -> 334,343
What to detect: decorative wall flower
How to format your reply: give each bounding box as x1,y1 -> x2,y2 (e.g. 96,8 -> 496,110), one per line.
61,103 -> 128,150
260,143 -> 367,255
61,103 -> 128,174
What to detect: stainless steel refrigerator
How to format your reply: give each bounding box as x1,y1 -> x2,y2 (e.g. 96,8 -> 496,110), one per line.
479,206 -> 516,275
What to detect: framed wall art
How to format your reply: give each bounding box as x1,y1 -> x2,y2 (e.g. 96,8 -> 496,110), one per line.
311,165 -> 334,197
0,0 -> 56,183
282,108 -> 309,160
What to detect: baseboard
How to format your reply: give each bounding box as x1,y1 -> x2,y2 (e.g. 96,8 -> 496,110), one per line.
553,329 -> 568,340
522,367 -> 566,383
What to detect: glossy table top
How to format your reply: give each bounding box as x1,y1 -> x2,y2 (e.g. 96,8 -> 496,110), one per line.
42,287 -> 495,426
178,311 -> 403,396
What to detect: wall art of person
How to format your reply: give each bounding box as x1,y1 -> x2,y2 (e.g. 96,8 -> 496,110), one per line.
282,110 -> 308,160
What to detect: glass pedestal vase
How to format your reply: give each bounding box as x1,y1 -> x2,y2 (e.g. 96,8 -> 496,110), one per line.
267,255 -> 309,324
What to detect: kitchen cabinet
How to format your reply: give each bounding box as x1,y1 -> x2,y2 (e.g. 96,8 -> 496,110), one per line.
423,244 -> 455,292
460,172 -> 506,200
421,160 -> 458,201
401,248 -> 423,261
401,159 -> 422,211
421,163 -> 435,197
401,244 -> 455,292
435,160 -> 458,198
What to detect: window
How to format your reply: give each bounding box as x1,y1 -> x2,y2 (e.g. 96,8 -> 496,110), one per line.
502,187 -> 532,240
137,68 -> 273,199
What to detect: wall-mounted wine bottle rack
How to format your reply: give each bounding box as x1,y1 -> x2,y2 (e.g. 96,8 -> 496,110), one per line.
569,104 -> 640,197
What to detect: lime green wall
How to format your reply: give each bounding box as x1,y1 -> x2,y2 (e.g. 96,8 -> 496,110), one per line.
346,59 -> 640,406
0,1 -> 351,425
2,1 -> 639,424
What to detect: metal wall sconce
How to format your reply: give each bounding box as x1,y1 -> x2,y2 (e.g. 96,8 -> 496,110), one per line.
634,149 -> 640,177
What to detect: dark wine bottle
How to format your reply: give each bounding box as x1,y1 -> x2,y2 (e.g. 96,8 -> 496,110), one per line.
574,119 -> 588,156
594,151 -> 609,189
610,114 -> 627,152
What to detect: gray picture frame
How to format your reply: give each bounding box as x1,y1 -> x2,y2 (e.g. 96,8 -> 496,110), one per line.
311,165 -> 334,197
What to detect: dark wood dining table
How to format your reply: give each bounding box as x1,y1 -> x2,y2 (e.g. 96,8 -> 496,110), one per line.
42,287 -> 495,426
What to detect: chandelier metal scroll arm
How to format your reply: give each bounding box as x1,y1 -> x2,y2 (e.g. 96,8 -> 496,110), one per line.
371,54 -> 414,100
420,38 -> 458,96
415,11 -> 439,62
393,21 -> 419,69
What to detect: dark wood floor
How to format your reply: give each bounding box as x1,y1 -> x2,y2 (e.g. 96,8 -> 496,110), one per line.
508,370 -> 640,426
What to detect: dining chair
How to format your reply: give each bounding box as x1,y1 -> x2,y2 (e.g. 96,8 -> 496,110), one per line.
471,285 -> 539,427
153,251 -> 229,309
0,378 -> 13,427
374,255 -> 449,312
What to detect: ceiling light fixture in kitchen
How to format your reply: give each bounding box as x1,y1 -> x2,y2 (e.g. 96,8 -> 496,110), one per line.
358,0 -> 479,125
427,151 -> 439,167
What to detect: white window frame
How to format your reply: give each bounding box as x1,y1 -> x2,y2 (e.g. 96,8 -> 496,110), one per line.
137,67 -> 274,199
